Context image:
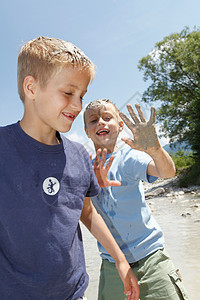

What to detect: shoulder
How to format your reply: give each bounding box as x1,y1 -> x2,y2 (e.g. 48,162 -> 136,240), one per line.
0,124 -> 19,160
0,123 -> 16,141
117,146 -> 151,162
115,146 -> 152,176
116,146 -> 153,181
0,123 -> 13,133
61,135 -> 90,159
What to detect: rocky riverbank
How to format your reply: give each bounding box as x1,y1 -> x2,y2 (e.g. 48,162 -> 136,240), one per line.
144,176 -> 200,220
144,176 -> 200,199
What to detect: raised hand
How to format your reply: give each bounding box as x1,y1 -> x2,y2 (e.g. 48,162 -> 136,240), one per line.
93,148 -> 121,188
119,104 -> 161,153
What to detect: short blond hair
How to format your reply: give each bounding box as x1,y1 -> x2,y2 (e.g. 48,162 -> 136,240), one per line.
83,99 -> 119,128
17,36 -> 96,102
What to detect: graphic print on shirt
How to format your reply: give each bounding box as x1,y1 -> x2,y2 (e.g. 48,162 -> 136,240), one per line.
43,177 -> 60,195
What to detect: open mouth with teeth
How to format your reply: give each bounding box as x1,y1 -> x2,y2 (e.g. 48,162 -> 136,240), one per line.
62,112 -> 76,121
96,129 -> 110,136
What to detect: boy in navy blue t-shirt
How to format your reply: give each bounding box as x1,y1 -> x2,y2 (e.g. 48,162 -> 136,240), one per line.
0,37 -> 139,300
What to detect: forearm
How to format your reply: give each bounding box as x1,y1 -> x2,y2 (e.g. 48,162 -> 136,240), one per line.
147,147 -> 176,178
81,197 -> 140,298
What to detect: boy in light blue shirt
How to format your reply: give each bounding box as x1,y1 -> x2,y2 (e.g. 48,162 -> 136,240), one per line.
84,99 -> 189,300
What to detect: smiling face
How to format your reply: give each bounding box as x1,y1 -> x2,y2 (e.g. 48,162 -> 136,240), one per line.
34,66 -> 90,133
21,65 -> 90,144
85,102 -> 124,153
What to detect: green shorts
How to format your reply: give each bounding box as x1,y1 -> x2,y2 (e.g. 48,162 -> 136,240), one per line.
98,249 -> 189,300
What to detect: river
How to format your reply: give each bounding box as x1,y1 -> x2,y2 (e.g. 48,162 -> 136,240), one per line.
81,192 -> 200,300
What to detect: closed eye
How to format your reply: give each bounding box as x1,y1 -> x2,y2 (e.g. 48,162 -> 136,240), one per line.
64,92 -> 83,101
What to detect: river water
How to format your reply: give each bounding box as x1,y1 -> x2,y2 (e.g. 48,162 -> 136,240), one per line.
81,192 -> 200,300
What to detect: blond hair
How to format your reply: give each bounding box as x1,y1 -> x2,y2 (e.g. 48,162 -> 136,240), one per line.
83,99 -> 119,128
17,36 -> 96,102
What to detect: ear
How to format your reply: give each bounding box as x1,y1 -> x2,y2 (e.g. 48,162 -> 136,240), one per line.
23,75 -> 37,100
119,120 -> 124,132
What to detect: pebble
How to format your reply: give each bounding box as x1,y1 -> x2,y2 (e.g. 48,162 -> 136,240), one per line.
181,213 -> 191,217
190,204 -> 199,208
178,191 -> 185,196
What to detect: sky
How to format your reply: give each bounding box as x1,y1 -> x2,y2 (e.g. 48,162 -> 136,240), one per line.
1,0 -> 200,154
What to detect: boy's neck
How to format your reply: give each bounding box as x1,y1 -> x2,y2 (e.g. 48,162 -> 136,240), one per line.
19,118 -> 59,146
95,144 -> 118,154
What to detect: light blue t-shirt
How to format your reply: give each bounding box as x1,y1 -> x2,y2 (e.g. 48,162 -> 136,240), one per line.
92,146 -> 165,263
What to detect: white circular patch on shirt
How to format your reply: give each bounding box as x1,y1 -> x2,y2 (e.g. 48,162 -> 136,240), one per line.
43,177 -> 60,196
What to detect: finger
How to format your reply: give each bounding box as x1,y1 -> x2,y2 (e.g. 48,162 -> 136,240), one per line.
124,288 -> 135,300
131,278 -> 140,300
105,155 -> 114,170
107,180 -> 121,187
125,288 -> 137,300
149,106 -> 156,124
99,148 -> 107,168
121,138 -> 136,149
94,148 -> 102,168
125,291 -> 131,300
119,112 -> 136,130
135,103 -> 146,122
127,104 -> 140,124
93,156 -> 99,169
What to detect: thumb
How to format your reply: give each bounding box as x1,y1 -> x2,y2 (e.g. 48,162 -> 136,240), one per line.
124,286 -> 133,300
121,137 -> 135,149
124,276 -> 139,300
123,279 -> 132,297
107,180 -> 121,187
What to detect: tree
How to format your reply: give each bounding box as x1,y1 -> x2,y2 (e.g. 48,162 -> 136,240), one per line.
138,27 -> 200,160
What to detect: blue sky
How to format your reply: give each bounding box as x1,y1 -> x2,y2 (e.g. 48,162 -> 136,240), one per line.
1,0 -> 199,153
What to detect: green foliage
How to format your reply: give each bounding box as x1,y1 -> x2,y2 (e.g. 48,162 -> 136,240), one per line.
170,150 -> 194,171
138,27 -> 200,160
170,149 -> 199,187
178,161 -> 200,187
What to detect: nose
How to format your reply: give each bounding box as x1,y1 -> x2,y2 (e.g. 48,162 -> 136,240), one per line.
69,96 -> 82,111
98,117 -> 105,126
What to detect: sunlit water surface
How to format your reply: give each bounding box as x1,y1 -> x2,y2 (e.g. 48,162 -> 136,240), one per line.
81,193 -> 200,300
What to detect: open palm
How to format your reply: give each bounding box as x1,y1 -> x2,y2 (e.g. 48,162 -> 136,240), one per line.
93,149 -> 121,188
119,104 -> 160,152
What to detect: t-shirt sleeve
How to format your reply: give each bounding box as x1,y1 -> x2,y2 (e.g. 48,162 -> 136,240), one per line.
124,149 -> 158,183
81,147 -> 101,198
147,174 -> 158,183
86,166 -> 101,197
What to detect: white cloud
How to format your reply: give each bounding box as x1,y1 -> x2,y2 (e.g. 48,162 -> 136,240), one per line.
66,132 -> 85,143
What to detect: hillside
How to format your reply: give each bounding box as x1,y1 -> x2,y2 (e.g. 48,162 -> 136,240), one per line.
163,142 -> 191,154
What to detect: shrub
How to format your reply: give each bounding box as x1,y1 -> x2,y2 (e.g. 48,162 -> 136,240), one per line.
170,150 -> 200,187
170,150 -> 194,171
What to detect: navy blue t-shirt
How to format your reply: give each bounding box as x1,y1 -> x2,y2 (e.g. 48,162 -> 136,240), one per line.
0,122 -> 100,300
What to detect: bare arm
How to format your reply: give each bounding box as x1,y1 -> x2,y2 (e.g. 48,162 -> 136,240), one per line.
80,197 -> 139,300
146,147 -> 175,178
120,104 -> 176,178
